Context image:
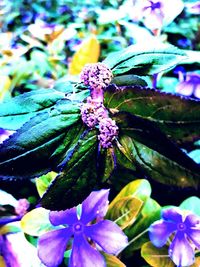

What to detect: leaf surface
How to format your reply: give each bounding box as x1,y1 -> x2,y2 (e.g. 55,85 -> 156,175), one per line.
105,86 -> 200,143
104,43 -> 186,76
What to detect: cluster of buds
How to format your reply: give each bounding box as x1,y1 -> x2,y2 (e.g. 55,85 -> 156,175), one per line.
15,199 -> 30,216
80,63 -> 113,91
98,118 -> 119,148
80,97 -> 107,128
80,63 -> 118,148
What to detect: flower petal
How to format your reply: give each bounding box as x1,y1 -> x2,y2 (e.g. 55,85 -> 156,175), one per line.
176,82 -> 193,96
49,207 -> 78,226
184,213 -> 200,227
81,189 -> 109,224
38,228 -> 72,267
169,232 -> 195,267
69,234 -> 106,267
185,214 -> 200,249
162,208 -> 182,223
1,235 -> 20,267
85,220 -> 128,254
149,219 -> 176,247
187,228 -> 200,250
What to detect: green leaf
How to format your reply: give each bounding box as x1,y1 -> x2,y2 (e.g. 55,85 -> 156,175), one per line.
36,172 -> 57,198
0,100 -> 80,180
111,75 -> 147,87
21,208 -> 54,236
180,196 -> 200,216
98,147 -> 116,182
40,129 -> 99,210
106,196 -> 143,229
125,198 -> 161,254
141,242 -> 174,267
103,253 -> 126,267
0,88 -> 66,130
113,112 -> 200,188
105,86 -> 200,143
188,150 -> 200,164
104,43 -> 186,76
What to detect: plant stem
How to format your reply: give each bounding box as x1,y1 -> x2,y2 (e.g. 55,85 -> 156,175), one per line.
117,228 -> 149,256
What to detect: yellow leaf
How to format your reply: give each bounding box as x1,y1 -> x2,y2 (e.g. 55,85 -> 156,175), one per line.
0,75 -> 11,101
106,196 -> 143,229
104,253 -> 126,267
190,257 -> 200,267
69,35 -> 100,75
0,256 -> 6,267
141,242 -> 174,267
21,208 -> 53,236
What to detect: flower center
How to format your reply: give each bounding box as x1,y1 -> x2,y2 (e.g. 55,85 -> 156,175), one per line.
150,1 -> 161,10
177,222 -> 186,231
73,222 -> 84,234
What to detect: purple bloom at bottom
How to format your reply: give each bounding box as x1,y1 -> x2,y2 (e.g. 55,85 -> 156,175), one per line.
38,189 -> 128,267
176,72 -> 200,99
149,208 -> 200,267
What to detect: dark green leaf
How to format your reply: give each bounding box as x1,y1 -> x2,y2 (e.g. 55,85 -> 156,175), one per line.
113,112 -> 200,188
104,43 -> 186,76
105,86 -> 200,143
0,88 -> 66,130
98,147 -> 116,182
111,75 -> 147,87
0,100 -> 80,180
40,129 -> 99,210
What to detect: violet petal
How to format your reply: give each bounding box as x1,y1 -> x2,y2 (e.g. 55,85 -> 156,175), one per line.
149,219 -> 176,247
85,220 -> 128,254
69,233 -> 106,267
38,228 -> 72,267
1,235 -> 20,267
169,232 -> 195,267
81,189 -> 109,224
50,207 -> 78,226
162,208 -> 182,223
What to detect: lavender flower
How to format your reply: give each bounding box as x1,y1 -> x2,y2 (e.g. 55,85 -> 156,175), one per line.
0,128 -> 15,144
98,118 -> 119,148
38,189 -> 128,267
149,207 -> 200,266
176,72 -> 200,99
131,0 -> 184,34
80,97 -> 107,128
80,63 -> 113,91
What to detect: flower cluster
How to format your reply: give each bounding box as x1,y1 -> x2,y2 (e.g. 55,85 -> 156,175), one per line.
149,207 -> 200,266
80,63 -> 118,148
80,97 -> 107,128
36,189 -> 128,267
80,63 -> 113,91
98,118 -> 119,149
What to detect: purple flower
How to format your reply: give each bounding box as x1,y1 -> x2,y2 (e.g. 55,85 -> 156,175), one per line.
0,234 -> 20,267
80,63 -> 113,93
38,189 -> 128,267
176,72 -> 200,99
149,207 -> 200,266
132,0 -> 184,34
